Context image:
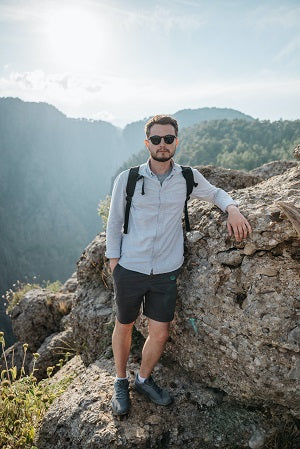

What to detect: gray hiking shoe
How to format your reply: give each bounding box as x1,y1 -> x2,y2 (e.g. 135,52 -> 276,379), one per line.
134,373 -> 173,406
111,378 -> 130,415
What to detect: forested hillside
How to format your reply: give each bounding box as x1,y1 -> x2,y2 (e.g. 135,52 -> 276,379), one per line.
116,119 -> 300,174
0,98 -> 125,291
122,107 -> 253,157
0,98 -> 255,343
177,119 -> 299,170
0,98 -> 126,344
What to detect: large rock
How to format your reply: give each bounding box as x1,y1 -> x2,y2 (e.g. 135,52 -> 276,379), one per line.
195,165 -> 263,190
59,272 -> 78,293
11,288 -> 73,351
29,328 -> 75,381
36,355 -> 276,449
136,166 -> 299,415
250,160 -> 298,179
71,234 -> 114,365
69,165 -> 299,417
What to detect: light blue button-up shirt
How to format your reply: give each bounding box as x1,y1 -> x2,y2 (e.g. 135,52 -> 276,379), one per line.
105,160 -> 237,274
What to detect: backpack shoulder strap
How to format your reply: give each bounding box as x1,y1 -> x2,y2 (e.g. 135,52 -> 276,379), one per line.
124,166 -> 140,234
181,166 -> 198,232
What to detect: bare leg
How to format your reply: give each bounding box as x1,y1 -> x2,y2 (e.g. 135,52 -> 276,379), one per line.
139,319 -> 170,378
112,319 -> 134,378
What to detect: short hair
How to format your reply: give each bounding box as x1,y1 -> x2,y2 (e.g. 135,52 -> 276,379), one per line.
144,115 -> 178,138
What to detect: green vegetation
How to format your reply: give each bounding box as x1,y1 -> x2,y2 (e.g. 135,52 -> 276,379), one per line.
3,280 -> 62,315
114,119 -> 300,176
97,195 -> 112,231
176,119 -> 300,170
0,332 -> 75,449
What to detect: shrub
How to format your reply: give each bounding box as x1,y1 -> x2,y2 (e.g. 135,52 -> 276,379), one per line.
97,195 -> 111,231
0,332 -> 74,449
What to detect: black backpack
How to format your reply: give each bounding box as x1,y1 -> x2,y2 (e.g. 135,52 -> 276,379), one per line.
123,165 -> 198,234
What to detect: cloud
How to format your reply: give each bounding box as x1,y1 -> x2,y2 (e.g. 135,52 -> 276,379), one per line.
0,70 -> 102,93
0,69 -> 299,127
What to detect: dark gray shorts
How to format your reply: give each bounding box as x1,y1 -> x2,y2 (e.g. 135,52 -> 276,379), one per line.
112,264 -> 181,324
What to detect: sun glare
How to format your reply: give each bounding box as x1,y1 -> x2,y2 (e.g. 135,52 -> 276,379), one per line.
45,7 -> 104,69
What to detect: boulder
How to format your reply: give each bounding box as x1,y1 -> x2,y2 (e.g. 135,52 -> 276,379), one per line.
250,160 -> 298,179
194,165 -> 263,190
68,165 -> 299,416
71,234 -> 114,365
60,272 -> 78,293
28,328 -> 75,381
136,166 -> 300,415
36,355 -> 276,449
11,289 -> 73,352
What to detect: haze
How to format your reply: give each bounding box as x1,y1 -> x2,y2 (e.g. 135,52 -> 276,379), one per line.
0,0 -> 299,126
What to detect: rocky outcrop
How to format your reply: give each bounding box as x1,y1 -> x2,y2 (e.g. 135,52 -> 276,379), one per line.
250,160 -> 298,179
2,277 -> 76,377
36,355 -> 277,449
293,144 -> 300,160
11,289 -> 73,351
70,164 -> 300,417
71,234 -> 114,365
195,165 -> 262,190
28,328 -> 75,381
137,165 -> 300,415
4,162 -> 300,448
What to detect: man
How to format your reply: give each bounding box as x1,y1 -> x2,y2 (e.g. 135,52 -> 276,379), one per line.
105,114 -> 252,415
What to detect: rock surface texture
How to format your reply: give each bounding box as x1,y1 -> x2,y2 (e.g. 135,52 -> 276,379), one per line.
250,160 -> 298,179
36,355 -> 275,449
4,161 -> 300,448
11,289 -> 73,351
71,234 -> 114,365
194,165 -> 263,190
1,279 -> 76,377
138,165 -> 300,416
71,164 -> 300,418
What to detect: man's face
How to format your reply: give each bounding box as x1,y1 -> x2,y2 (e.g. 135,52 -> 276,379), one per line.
145,124 -> 179,162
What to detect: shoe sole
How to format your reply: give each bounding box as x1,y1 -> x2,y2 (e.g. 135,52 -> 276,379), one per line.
134,383 -> 173,406
112,408 -> 129,416
111,399 -> 130,416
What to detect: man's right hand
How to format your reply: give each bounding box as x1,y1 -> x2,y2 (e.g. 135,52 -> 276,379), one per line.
109,258 -> 120,274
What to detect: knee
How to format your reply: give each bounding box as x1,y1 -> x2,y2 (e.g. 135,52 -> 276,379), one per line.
150,328 -> 169,344
114,319 -> 134,336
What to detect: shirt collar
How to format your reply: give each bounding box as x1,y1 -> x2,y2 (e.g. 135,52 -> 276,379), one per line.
140,159 -> 182,178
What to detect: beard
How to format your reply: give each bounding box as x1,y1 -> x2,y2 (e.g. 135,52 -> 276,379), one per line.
151,149 -> 175,162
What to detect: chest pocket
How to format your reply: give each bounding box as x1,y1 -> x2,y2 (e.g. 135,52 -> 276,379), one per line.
131,178 -> 159,211
161,177 -> 187,215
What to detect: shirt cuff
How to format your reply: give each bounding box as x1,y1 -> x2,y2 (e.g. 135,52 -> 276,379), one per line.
105,250 -> 121,259
225,201 -> 239,212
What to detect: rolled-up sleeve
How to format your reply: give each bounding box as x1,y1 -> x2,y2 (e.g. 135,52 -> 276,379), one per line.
105,171 -> 127,259
191,168 -> 238,212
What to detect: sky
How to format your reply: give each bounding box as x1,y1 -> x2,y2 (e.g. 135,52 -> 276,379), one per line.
0,0 -> 299,127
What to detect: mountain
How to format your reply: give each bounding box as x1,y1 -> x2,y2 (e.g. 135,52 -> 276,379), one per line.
176,118 -> 300,169
0,97 -> 125,286
0,99 -> 259,344
122,107 -> 254,155
0,98 -> 126,344
117,118 -> 300,175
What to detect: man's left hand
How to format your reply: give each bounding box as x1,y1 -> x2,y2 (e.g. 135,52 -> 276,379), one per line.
226,205 -> 252,242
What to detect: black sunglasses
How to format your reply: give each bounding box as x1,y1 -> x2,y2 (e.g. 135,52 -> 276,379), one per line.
148,135 -> 177,145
